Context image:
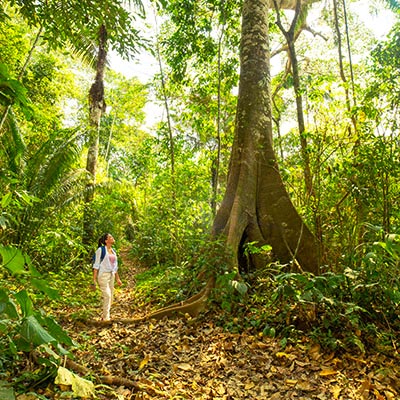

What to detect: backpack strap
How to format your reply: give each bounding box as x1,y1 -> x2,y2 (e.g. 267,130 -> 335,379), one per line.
100,245 -> 106,262
92,246 -> 107,266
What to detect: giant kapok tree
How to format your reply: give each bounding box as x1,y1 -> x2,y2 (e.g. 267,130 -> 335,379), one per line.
212,0 -> 322,276
142,0 -> 323,320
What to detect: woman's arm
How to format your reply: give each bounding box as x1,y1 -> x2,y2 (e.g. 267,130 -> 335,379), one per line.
115,271 -> 122,286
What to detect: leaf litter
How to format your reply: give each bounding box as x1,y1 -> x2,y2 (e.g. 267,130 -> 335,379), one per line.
56,254 -> 399,400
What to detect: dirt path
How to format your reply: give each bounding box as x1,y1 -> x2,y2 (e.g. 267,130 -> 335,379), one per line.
62,249 -> 399,400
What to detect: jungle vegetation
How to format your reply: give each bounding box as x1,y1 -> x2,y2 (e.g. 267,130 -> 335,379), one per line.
0,0 -> 399,398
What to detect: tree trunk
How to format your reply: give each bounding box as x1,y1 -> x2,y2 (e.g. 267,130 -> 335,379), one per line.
83,24 -> 107,246
274,1 -> 314,197
212,0 -> 321,274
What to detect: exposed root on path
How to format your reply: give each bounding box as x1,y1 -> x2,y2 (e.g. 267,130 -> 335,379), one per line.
89,275 -> 215,326
64,358 -> 140,390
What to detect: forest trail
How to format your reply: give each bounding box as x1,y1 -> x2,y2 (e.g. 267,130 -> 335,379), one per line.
60,249 -> 399,400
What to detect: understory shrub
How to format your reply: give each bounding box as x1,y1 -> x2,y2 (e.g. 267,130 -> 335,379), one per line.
248,232 -> 400,353
0,246 -> 74,394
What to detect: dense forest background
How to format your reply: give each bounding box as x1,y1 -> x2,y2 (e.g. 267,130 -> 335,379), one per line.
0,0 -> 399,398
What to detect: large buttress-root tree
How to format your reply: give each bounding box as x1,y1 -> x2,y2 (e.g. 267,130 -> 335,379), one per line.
213,0 -> 321,274
132,0 -> 322,322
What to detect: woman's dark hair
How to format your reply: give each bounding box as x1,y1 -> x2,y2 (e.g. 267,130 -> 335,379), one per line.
98,233 -> 111,247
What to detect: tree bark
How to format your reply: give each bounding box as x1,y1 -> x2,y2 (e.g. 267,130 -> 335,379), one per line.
274,1 -> 314,197
83,25 -> 108,246
213,0 -> 321,274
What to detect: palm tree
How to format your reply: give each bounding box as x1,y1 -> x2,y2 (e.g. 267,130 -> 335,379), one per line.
1,125 -> 87,250
1,0 -> 146,246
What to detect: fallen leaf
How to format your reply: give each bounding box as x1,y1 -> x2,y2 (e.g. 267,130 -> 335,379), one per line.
244,381 -> 255,390
331,385 -> 341,398
176,363 -> 192,371
55,367 -> 95,398
358,378 -> 371,399
384,390 -> 395,400
296,380 -> 314,391
139,354 -> 150,370
275,352 -> 296,360
216,384 -> 225,394
319,369 -> 338,376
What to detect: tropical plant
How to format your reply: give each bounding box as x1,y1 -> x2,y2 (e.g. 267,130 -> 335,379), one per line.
1,127 -> 86,250
0,246 -> 74,392
253,231 -> 400,352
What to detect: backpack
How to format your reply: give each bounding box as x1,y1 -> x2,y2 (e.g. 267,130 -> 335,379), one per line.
91,246 -> 106,267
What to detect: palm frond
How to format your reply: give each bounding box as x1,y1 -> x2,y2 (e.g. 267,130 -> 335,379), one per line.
25,129 -> 81,198
385,0 -> 400,12
0,109 -> 25,174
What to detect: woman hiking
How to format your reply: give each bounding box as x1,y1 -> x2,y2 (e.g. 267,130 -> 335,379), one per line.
91,233 -> 122,321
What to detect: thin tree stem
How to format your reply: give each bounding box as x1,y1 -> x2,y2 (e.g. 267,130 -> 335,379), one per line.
0,25 -> 43,134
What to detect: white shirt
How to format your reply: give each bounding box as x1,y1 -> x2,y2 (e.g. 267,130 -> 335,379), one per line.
93,247 -> 118,276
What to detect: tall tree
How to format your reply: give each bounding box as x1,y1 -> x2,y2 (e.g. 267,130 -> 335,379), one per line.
212,0 -> 321,274
83,24 -> 108,245
1,0 -> 146,246
274,1 -> 314,197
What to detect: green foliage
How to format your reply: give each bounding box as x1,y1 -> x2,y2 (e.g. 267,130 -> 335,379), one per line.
0,246 -> 74,381
5,0 -> 146,60
134,262 -> 196,308
128,131 -> 215,266
159,0 -> 241,83
1,128 -> 86,252
134,239 -> 232,310
238,231 -> 400,353
0,63 -> 32,117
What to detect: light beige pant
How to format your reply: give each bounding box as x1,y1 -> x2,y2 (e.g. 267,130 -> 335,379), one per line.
97,272 -> 115,320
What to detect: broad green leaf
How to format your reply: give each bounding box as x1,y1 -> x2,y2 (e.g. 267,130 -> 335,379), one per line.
31,278 -> 59,300
0,381 -> 15,400
38,315 -> 74,347
20,315 -> 57,347
14,290 -> 33,317
0,215 -> 7,229
0,245 -> 27,275
12,337 -> 32,352
1,192 -> 12,208
0,288 -> 19,319
34,344 -> 61,366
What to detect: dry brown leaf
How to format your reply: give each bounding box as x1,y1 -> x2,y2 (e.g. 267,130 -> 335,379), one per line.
138,354 -> 150,370
117,387 -> 133,397
384,390 -> 396,399
244,381 -> 255,390
319,369 -> 338,376
269,392 -> 282,400
358,378 -> 372,399
373,388 -> 385,400
331,385 -> 342,398
175,363 -> 192,371
275,351 -> 296,360
53,252 -> 400,400
347,354 -> 367,364
216,384 -> 226,395
294,360 -> 308,367
296,380 -> 314,391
